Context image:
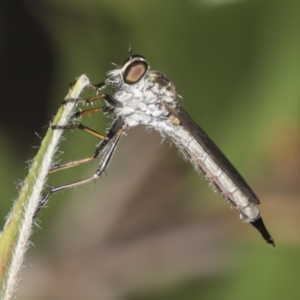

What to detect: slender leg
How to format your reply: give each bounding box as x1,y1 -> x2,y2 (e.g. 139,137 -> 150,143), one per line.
61,94 -> 103,105
49,94 -> 120,173
89,81 -> 106,91
52,99 -> 108,139
35,117 -> 125,218
102,94 -> 122,107
49,108 -> 106,173
49,156 -> 95,173
71,107 -> 103,118
62,93 -> 122,107
71,106 -> 115,119
50,115 -> 123,173
52,123 -> 106,140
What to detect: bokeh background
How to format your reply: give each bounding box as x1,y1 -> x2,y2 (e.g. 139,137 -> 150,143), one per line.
1,0 -> 300,299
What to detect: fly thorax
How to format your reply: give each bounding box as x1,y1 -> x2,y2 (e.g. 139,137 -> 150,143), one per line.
114,81 -> 170,128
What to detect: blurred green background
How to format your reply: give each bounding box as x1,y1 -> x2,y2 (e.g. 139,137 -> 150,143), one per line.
1,0 -> 300,299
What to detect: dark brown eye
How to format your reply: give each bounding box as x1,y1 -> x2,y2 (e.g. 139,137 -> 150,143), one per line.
123,59 -> 147,84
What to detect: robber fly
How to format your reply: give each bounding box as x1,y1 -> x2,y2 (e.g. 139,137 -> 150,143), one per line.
40,50 -> 274,246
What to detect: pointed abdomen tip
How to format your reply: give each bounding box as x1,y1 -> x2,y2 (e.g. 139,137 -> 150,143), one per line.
251,217 -> 275,247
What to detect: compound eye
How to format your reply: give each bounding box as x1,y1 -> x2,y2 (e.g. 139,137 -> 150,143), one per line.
123,61 -> 147,84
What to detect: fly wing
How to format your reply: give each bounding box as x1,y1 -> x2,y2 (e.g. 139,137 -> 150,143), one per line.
165,103 -> 260,205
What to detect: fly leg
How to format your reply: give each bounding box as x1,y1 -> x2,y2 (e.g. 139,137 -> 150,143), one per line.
49,106 -> 108,173
62,93 -> 122,108
49,97 -> 120,173
35,117 -> 124,218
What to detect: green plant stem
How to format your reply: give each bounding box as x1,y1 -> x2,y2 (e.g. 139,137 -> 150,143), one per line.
0,75 -> 90,300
